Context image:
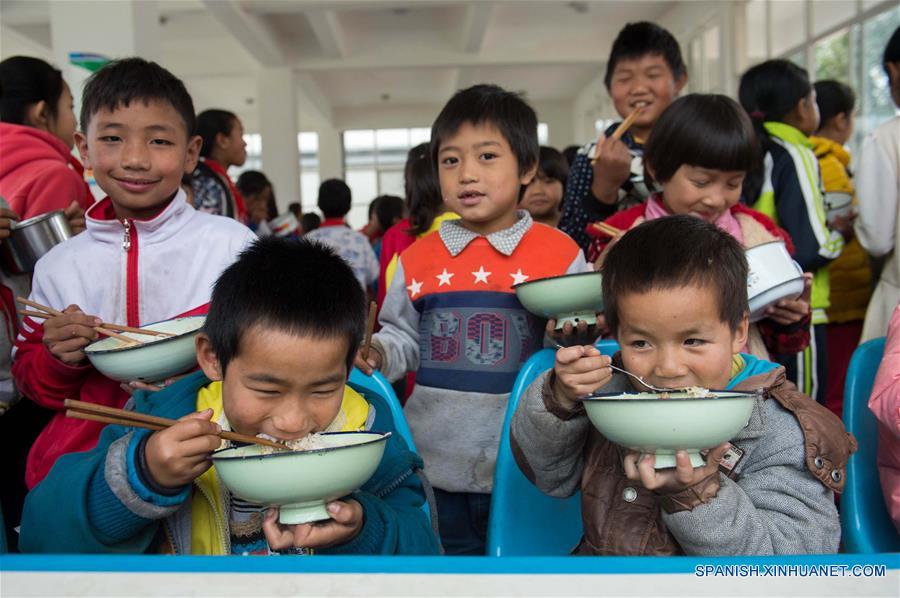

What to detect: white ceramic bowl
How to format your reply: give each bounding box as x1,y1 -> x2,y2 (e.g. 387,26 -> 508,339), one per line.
580,390 -> 758,468
824,191 -> 853,223
212,431 -> 391,524
745,241 -> 804,323
84,316 -> 205,382
513,271 -> 603,329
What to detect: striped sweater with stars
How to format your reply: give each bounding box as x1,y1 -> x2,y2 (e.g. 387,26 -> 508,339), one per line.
372,212 -> 587,494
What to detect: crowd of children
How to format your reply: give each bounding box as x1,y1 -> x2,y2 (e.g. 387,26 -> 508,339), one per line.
0,18 -> 898,559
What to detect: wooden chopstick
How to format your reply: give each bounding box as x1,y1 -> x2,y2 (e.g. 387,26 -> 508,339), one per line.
18,307 -> 138,346
362,301 -> 377,361
591,107 -> 643,165
16,297 -> 175,340
64,399 -> 286,450
591,222 -> 624,237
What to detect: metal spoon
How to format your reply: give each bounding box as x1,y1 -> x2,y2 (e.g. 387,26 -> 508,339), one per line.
554,343 -> 676,393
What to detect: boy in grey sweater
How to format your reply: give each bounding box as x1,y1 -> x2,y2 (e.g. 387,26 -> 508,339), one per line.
511,215 -> 856,555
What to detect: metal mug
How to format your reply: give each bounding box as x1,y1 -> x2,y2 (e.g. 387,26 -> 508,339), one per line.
0,210 -> 73,274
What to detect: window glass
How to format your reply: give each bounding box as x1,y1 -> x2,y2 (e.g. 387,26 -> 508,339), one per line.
860,6 -> 900,139
815,28 -> 851,84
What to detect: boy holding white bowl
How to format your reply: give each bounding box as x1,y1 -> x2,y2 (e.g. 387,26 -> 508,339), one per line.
511,216 -> 855,555
19,238 -> 440,555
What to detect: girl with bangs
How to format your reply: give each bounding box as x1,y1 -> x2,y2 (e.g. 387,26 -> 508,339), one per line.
586,94 -> 812,360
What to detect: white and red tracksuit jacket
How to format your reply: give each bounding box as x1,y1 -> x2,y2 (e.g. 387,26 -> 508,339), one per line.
13,191 -> 255,488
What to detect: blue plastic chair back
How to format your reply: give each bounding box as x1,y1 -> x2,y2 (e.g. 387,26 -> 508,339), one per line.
841,337 -> 900,553
348,368 -> 433,526
349,368 -> 417,452
487,339 -> 619,556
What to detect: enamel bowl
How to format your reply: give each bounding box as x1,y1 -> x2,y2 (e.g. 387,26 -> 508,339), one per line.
513,271 -> 603,329
211,431 -> 391,524
580,390 -> 758,469
745,241 -> 805,323
84,316 -> 205,383
824,191 -> 853,223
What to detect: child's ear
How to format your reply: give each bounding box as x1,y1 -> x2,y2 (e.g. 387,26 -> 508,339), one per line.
215,130 -> 230,151
520,162 -> 538,186
195,333 -> 223,381
25,100 -> 50,130
184,134 -> 202,174
731,312 -> 750,354
74,131 -> 91,169
673,71 -> 688,95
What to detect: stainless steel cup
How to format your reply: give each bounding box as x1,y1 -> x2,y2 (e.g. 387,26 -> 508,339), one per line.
0,210 -> 73,274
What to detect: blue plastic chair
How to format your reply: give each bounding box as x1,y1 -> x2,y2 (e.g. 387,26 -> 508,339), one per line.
487,339 -> 619,556
349,368 -> 417,452
841,337 -> 900,553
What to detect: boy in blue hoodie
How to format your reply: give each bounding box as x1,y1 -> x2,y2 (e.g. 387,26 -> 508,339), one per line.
511,216 -> 855,555
19,237 -> 440,555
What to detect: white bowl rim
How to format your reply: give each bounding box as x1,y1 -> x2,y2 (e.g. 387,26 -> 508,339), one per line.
210,430 -> 392,461
744,239 -> 791,252
84,315 -> 206,356
512,269 -> 602,291
579,389 -> 761,402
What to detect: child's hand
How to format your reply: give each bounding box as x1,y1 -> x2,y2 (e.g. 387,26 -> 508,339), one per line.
144,408 -> 221,489
545,316 -> 607,347
353,345 -> 382,376
120,374 -> 190,396
552,345 -> 612,410
623,443 -> 729,495
63,200 -> 86,235
590,135 -> 632,204
41,305 -> 102,365
263,500 -> 364,551
765,272 -> 812,325
830,212 -> 855,241
0,207 -> 20,241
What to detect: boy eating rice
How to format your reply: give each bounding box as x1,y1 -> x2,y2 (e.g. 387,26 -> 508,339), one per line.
511,215 -> 855,555
19,238 -> 440,555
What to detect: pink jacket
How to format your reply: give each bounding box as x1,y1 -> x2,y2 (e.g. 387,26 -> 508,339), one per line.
869,303 -> 900,533
0,123 -> 92,218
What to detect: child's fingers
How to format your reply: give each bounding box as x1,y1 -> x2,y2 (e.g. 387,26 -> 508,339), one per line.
175,433 -> 223,458
635,453 -> 661,489
262,509 -> 295,550
622,452 -> 641,481
673,451 -> 697,485
555,344 -> 600,365
325,499 -> 362,526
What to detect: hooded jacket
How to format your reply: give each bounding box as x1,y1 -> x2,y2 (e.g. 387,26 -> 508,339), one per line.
0,122 -> 92,218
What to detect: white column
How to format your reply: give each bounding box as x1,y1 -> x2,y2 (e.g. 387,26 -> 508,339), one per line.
314,126 -> 344,211
50,1 -> 160,119
258,67 -> 300,213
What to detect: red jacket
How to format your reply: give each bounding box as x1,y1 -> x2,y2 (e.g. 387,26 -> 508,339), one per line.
377,218 -> 416,309
0,123 -> 92,219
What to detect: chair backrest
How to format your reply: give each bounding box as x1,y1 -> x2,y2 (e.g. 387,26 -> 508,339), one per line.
841,337 -> 900,553
349,368 -> 417,452
487,339 -> 619,556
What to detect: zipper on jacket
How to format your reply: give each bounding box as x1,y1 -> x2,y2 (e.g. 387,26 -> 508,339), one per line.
122,219 -> 140,326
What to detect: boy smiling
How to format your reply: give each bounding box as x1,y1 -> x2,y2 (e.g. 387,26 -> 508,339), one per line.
511,216 -> 855,555
356,84 -> 587,554
12,58 -> 254,489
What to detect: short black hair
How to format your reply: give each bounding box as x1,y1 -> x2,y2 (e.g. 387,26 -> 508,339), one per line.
604,22 -> 686,89
0,56 -> 65,125
373,194 -> 405,231
643,94 -> 758,185
814,80 -> 856,128
236,170 -> 271,197
288,202 -> 302,217
80,57 -> 195,138
317,179 -> 352,218
405,142 -> 443,236
561,145 -> 580,167
431,84 -> 538,177
536,146 -> 569,192
602,215 -> 748,335
204,237 -> 366,374
301,212 -> 321,233
884,25 -> 900,73
197,109 -> 238,159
